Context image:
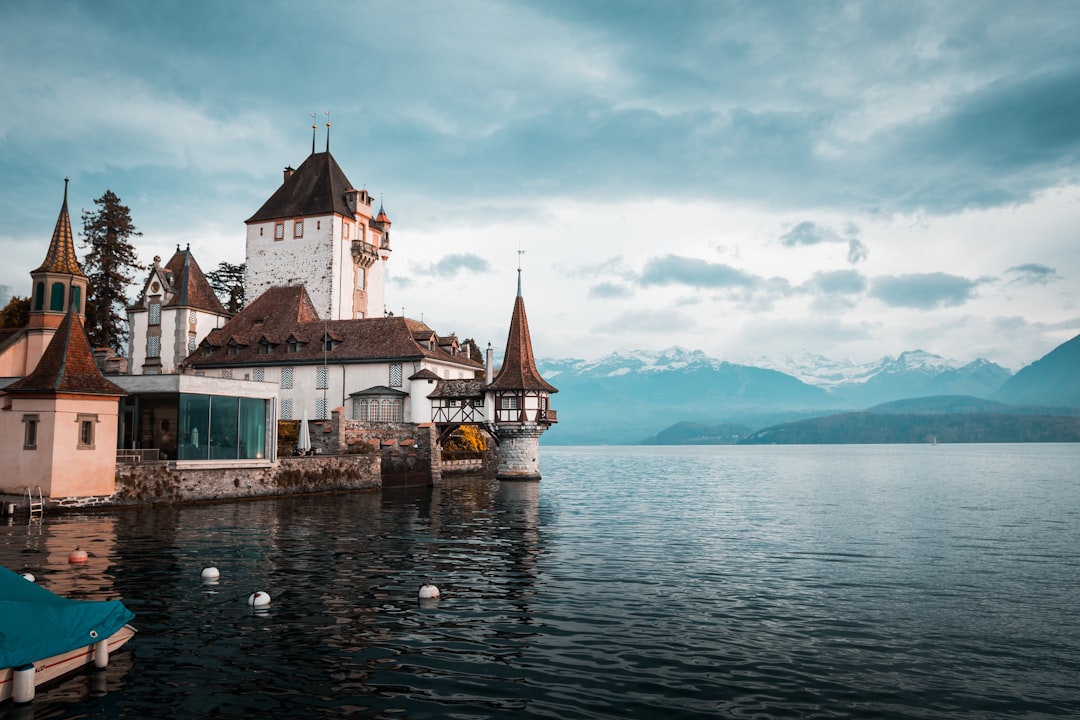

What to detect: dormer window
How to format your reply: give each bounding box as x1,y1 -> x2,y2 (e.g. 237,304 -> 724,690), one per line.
202,345 -> 214,356
259,339 -> 273,355
288,338 -> 302,353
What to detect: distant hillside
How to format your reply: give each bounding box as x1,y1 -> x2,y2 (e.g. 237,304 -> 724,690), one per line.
993,332 -> 1080,408
867,395 -> 1080,416
640,421 -> 753,445
739,410 -> 1080,444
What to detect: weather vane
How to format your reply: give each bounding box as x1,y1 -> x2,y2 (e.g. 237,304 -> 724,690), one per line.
324,109 -> 331,152
310,112 -> 317,154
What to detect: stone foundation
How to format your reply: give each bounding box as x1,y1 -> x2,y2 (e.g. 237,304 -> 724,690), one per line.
492,424 -> 545,480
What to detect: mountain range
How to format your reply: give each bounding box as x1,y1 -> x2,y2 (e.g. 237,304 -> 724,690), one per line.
536,333 -> 1080,445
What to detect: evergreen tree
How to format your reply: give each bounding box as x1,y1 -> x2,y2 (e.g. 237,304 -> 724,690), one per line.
206,260 -> 246,314
0,295 -> 30,328
80,190 -> 142,354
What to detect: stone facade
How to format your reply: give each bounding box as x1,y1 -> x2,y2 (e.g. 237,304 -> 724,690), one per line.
323,408 -> 441,487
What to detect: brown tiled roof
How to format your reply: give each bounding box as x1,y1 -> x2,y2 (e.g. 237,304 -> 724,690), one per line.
163,248 -> 228,314
33,181 -> 86,277
488,293 -> 557,393
4,309 -> 124,396
246,152 -> 355,223
188,285 -> 483,371
409,368 -> 440,381
429,378 -> 486,399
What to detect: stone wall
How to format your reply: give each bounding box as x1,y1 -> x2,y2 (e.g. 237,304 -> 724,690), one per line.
112,454 -> 381,505
331,410 -> 441,486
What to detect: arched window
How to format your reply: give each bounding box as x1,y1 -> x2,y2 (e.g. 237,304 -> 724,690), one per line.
49,282 -> 65,311
34,282 -> 45,310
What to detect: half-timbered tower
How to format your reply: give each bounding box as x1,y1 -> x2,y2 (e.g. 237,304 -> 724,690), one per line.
244,150 -> 391,321
486,273 -> 557,480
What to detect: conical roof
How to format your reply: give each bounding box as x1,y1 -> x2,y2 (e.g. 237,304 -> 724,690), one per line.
33,180 -> 85,277
5,307 -> 124,396
245,151 -> 356,222
488,282 -> 557,393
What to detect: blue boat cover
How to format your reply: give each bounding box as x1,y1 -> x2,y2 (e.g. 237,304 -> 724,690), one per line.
0,565 -> 135,669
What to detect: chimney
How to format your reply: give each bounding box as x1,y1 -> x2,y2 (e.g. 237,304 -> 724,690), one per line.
283,166 -> 295,182
485,343 -> 494,385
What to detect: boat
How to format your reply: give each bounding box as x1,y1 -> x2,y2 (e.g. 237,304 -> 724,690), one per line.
0,566 -> 136,704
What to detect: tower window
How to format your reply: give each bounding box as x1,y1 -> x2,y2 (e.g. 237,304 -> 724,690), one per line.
34,282 -> 45,311
147,336 -> 160,358
23,414 -> 38,450
50,282 -> 65,311
293,220 -> 304,238
71,285 -> 82,314
274,222 -> 285,240
77,414 -> 97,449
357,267 -> 366,290
149,302 -> 161,325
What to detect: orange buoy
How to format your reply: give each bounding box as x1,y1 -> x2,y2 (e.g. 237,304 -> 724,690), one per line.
68,546 -> 88,564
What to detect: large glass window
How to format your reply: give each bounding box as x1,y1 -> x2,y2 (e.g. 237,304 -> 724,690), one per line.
179,394 -> 210,460
178,393 -> 267,461
239,398 -> 267,460
210,395 -> 239,460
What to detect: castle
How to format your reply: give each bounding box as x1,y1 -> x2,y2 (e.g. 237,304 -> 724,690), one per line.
1,141 -> 558,503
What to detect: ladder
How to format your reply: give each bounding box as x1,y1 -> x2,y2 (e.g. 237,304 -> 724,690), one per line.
26,485 -> 44,519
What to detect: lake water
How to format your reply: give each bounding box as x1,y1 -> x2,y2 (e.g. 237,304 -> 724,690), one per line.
2,444 -> 1078,719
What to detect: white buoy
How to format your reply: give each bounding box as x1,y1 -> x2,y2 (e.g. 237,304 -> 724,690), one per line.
201,567 -> 220,580
21,572 -> 35,583
68,546 -> 88,564
418,583 -> 440,600
247,591 -> 271,608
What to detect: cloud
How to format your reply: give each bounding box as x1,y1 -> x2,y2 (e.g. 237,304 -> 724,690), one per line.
639,254 -> 760,289
419,253 -> 492,277
806,270 -> 867,295
588,282 -> 633,299
779,221 -> 867,264
1005,263 -> 1062,285
593,308 -> 699,335
869,273 -> 980,309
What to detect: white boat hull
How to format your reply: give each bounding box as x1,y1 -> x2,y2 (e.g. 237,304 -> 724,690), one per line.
0,624 -> 136,703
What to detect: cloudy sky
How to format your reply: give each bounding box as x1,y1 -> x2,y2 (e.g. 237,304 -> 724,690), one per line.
2,1 -> 1078,370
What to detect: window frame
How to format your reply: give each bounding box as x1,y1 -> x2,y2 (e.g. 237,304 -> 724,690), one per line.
23,414 -> 39,450
76,413 -> 98,449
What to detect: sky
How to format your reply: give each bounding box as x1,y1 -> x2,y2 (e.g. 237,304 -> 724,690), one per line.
2,0 -> 1079,371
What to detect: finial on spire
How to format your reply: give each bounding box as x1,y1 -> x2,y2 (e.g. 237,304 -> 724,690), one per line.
516,244 -> 525,297
310,112 -> 317,155
63,177 -> 69,201
324,109 -> 331,152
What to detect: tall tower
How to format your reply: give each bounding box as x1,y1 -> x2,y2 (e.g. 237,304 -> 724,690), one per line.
486,270 -> 558,480
243,150 -> 391,320
26,179 -> 89,370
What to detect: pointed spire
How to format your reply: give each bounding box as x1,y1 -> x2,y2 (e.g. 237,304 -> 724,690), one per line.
34,178 -> 86,277
487,279 -> 557,393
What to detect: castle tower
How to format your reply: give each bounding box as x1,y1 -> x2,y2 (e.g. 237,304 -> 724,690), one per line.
243,150 -> 391,321
486,271 -> 558,480
25,179 -> 89,371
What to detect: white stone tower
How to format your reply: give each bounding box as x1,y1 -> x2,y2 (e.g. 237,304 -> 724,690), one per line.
244,148 -> 391,320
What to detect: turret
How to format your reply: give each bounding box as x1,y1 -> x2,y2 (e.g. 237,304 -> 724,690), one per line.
486,269 -> 557,480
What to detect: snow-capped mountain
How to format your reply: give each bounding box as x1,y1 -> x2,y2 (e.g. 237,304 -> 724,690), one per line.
535,346 -> 1014,444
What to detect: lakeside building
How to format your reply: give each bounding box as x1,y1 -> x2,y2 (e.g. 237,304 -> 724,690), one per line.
4,138 -> 558,504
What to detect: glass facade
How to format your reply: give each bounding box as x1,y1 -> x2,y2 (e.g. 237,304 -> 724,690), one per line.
178,393 -> 267,461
